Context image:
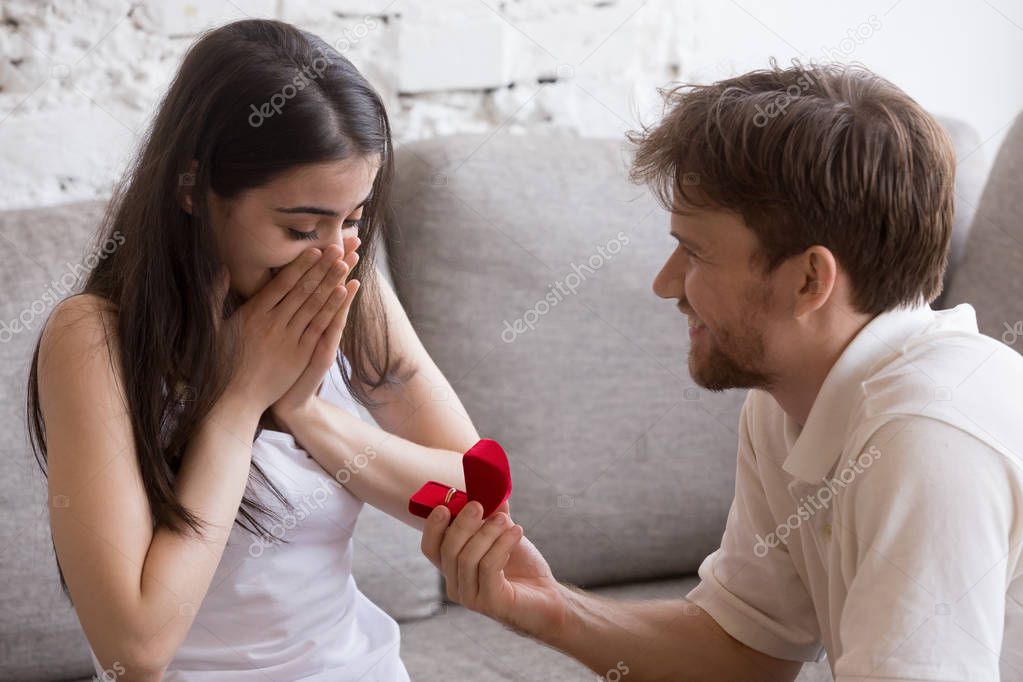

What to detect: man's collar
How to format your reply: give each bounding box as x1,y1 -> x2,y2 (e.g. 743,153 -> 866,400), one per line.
781,302 -> 939,484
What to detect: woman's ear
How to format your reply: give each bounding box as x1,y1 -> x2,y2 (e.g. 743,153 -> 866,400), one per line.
176,159 -> 199,215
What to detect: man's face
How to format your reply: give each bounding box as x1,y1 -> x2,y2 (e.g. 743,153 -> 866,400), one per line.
208,155 -> 379,301
652,197 -> 781,391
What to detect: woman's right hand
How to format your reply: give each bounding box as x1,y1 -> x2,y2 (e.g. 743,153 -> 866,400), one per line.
221,245 -> 351,413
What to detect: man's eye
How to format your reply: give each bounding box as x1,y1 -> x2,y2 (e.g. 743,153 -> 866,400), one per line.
677,243 -> 698,259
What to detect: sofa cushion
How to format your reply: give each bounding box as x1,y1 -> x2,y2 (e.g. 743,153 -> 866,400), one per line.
400,575 -> 835,681
944,111 -> 1023,344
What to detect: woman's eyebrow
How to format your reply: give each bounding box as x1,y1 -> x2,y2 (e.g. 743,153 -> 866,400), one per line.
273,193 -> 372,217
274,205 -> 340,217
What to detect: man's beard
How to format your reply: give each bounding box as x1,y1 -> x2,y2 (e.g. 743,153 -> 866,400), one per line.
688,288 -> 775,392
689,321 -> 773,391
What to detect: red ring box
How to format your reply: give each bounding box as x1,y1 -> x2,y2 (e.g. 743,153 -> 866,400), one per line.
408,439 -> 512,519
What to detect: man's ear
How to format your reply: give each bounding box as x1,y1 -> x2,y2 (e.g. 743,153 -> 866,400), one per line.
176,160 -> 199,215
793,245 -> 837,317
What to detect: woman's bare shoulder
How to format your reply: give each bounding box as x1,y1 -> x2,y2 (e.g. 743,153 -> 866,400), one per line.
39,293 -> 121,374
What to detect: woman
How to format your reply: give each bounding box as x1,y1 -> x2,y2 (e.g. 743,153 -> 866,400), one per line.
27,18 -> 479,681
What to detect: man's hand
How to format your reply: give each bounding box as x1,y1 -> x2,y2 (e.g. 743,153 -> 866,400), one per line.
421,500 -> 569,641
421,504 -> 804,682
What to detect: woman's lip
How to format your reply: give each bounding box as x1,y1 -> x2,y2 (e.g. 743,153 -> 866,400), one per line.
269,267 -> 281,276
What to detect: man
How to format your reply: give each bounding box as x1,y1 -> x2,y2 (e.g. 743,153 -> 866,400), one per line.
420,62 -> 1023,680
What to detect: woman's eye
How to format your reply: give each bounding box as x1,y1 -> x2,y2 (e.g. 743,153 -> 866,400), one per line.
286,218 -> 361,241
287,228 -> 318,241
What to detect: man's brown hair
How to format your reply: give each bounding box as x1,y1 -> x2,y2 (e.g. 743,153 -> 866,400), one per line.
628,59 -> 956,316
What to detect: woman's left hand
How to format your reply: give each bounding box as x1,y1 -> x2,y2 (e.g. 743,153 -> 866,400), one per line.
271,234 -> 362,425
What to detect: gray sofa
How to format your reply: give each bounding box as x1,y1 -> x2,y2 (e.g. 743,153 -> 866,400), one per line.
0,110 -> 1016,681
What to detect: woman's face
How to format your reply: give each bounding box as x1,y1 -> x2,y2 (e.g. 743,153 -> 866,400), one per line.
209,155 -> 379,301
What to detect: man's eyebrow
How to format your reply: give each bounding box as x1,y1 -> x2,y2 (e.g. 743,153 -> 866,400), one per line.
669,230 -> 704,251
273,193 -> 372,218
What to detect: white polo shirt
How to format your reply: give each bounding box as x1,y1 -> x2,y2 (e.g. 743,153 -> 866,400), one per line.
687,303 -> 1023,681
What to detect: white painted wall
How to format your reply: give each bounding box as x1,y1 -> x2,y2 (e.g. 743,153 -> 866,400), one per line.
1,0 -> 1020,210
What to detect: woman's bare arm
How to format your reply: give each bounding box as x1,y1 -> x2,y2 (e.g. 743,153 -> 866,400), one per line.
40,294 -> 263,679
357,270 -> 480,452
277,269 -> 480,528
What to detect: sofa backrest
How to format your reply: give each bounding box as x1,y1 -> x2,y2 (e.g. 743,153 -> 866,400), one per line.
389,134 -> 748,588
944,112 -> 1023,342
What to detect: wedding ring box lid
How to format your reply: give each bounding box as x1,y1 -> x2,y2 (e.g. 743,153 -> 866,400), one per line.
408,439 -> 512,520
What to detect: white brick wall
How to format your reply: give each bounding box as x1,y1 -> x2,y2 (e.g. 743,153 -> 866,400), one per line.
0,0 -> 697,210
2,0 -> 1021,210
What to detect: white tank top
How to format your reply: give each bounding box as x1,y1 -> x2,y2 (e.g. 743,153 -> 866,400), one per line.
88,358 -> 411,681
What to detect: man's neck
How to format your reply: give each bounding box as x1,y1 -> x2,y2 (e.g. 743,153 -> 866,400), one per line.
766,309 -> 874,427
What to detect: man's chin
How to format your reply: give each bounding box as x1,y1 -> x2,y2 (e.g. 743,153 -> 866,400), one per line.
688,347 -> 769,392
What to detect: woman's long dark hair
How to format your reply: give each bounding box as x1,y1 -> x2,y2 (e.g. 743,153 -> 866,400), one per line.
26,18 -> 409,597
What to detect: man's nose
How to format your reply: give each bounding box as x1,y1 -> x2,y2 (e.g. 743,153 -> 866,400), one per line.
652,252 -> 685,299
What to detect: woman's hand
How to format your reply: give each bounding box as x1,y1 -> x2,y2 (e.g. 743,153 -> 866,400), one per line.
221,244 -> 353,414
420,500 -> 570,642
271,234 -> 361,425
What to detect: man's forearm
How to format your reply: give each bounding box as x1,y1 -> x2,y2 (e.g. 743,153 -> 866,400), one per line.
543,583 -> 803,682
279,397 -> 466,528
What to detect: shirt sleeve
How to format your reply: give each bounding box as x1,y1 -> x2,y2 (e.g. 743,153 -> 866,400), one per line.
832,416 -> 1019,681
687,391 -> 826,662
